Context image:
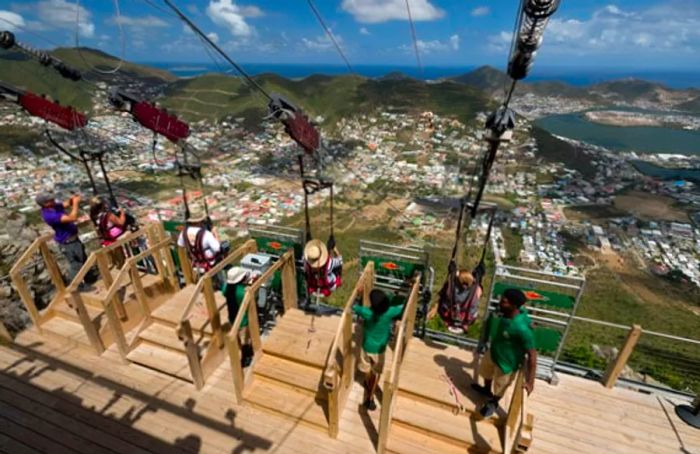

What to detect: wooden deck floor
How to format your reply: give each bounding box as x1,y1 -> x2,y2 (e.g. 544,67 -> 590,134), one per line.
1,331 -> 698,454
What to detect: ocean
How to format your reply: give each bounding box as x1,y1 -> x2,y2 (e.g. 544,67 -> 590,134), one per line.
144,62 -> 700,89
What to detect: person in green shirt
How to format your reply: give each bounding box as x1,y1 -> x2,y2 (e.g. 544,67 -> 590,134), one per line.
353,289 -> 404,411
472,288 -> 537,418
222,267 -> 253,367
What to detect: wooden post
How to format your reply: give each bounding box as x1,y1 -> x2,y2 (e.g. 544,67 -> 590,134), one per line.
11,275 -> 43,333
281,255 -> 298,311
202,277 -> 223,348
180,321 -> 205,390
504,370 -> 525,454
39,242 -> 65,291
602,324 -> 642,389
327,379 -> 340,438
67,292 -> 104,355
95,252 -> 113,288
104,299 -> 129,361
0,320 -> 12,342
363,262 -> 374,307
178,246 -> 195,285
146,225 -> 167,284
130,265 -> 151,321
161,237 -> 179,289
247,294 -> 262,353
377,382 -> 395,454
341,313 -> 353,392
226,331 -> 244,403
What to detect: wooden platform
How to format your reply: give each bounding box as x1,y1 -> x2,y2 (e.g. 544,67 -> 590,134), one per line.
385,340 -> 504,454
1,332 -> 698,454
243,308 -> 340,432
42,273 -> 170,351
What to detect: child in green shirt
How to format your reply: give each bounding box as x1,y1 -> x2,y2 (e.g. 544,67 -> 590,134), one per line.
353,289 -> 404,411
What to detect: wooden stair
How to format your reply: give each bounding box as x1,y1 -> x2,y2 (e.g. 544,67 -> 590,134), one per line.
385,341 -> 505,454
243,308 -> 340,432
41,273 -> 168,351
125,284 -> 225,383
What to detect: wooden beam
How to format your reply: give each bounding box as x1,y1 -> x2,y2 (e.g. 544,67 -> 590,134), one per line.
281,255 -> 298,311
327,386 -> 339,438
376,382 -> 395,454
177,246 -> 194,285
179,320 -> 205,390
129,266 -> 151,322
103,298 -> 129,362
39,242 -> 65,291
363,261 -> 374,307
602,324 -> 642,389
0,320 -> 12,342
202,277 -> 223,349
67,292 -> 104,355
11,273 -> 42,333
225,331 -> 244,403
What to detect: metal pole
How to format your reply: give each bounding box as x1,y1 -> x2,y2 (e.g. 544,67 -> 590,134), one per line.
96,153 -> 117,207
551,278 -> 586,374
79,152 -> 98,195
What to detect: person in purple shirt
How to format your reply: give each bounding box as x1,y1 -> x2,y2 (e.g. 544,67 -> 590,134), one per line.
36,192 -> 92,289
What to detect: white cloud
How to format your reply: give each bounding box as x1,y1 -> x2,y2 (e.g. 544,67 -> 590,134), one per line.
471,6 -> 490,17
206,32 -> 220,43
206,0 -> 263,37
36,0 -> 94,38
359,27 -> 370,35
0,10 -> 25,31
449,34 -> 459,50
502,3 -> 700,57
302,33 -> 344,52
487,31 -> 512,52
111,15 -> 168,28
400,35 -> 460,54
342,0 -> 444,24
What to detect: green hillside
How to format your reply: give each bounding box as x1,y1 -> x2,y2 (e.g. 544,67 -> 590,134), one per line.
159,72 -> 493,126
0,47 -> 175,113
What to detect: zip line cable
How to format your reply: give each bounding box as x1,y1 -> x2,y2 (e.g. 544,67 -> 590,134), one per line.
161,0 -> 273,103
75,0 -> 125,75
306,0 -> 355,74
405,0 -> 423,76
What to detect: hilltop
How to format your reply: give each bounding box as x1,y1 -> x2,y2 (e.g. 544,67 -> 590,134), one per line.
449,66 -> 700,112
159,72 -> 493,125
0,47 -> 175,112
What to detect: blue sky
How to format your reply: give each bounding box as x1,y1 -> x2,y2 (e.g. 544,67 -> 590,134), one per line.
0,0 -> 699,69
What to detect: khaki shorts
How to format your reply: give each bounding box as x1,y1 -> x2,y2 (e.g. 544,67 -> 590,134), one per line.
358,350 -> 385,375
479,351 -> 516,397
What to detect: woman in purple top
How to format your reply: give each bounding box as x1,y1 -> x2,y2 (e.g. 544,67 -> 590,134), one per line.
36,192 -> 92,289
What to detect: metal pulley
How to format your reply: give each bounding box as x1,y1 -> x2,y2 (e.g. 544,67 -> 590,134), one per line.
484,106 -> 516,142
267,93 -> 320,154
507,0 -> 560,80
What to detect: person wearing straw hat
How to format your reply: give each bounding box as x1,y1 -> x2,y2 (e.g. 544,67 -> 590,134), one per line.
177,205 -> 222,278
222,266 -> 254,367
303,237 -> 343,298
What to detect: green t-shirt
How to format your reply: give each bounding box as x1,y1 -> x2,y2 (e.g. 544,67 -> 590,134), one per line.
490,311 -> 535,374
353,304 -> 404,354
221,283 -> 249,328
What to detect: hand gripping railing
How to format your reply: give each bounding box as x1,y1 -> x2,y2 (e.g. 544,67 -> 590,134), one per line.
322,261 -> 375,438
376,273 -> 421,454
226,249 -> 298,400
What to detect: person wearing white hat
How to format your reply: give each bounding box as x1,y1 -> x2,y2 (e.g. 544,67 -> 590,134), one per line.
222,266 -> 253,367
303,237 -> 343,297
177,205 -> 221,277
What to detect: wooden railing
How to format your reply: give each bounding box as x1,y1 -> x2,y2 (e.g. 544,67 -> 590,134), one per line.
503,369 -> 529,453
226,249 -> 298,401
176,239 -> 258,390
322,261 -> 375,438
376,273 -> 421,454
10,233 -> 55,333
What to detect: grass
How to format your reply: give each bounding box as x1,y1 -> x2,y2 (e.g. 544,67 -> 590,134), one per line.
562,265 -> 700,394
532,126 -> 597,179
0,126 -> 41,154
500,228 -> 523,265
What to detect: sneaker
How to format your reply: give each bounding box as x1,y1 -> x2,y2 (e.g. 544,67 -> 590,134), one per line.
364,399 -> 377,411
447,325 -> 464,334
479,401 -> 498,418
471,383 -> 494,398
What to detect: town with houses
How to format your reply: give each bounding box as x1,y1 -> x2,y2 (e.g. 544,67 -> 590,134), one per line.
1,85 -> 699,290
